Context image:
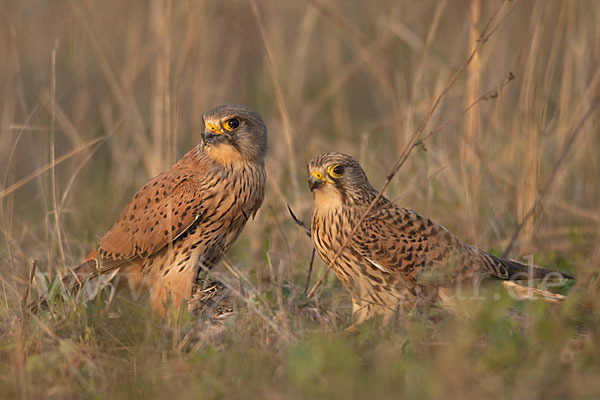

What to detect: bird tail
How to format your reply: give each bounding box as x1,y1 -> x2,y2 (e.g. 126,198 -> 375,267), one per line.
29,251 -> 122,313
502,281 -> 567,303
468,249 -> 574,304
491,255 -> 574,281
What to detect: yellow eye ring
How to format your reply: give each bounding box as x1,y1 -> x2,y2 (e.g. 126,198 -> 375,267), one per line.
223,118 -> 241,132
327,163 -> 345,178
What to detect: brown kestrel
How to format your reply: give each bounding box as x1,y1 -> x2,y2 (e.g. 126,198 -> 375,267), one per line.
37,104 -> 267,315
307,153 -> 573,325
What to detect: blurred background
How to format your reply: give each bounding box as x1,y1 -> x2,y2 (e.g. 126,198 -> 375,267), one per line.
1,0 -> 599,398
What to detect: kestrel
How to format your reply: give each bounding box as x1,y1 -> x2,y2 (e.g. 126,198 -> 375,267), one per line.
37,104 -> 267,315
307,153 -> 573,325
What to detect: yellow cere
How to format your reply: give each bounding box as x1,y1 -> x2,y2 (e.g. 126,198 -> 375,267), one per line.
311,170 -> 335,185
206,122 -> 221,134
310,171 -> 324,181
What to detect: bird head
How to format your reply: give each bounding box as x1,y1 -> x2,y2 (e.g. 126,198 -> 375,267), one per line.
307,153 -> 374,206
202,105 -> 268,165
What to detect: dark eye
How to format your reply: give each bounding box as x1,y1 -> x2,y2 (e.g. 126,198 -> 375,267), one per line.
328,164 -> 345,178
223,118 -> 240,131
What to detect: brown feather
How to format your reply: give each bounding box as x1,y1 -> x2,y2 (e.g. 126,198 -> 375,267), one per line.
95,151 -> 210,261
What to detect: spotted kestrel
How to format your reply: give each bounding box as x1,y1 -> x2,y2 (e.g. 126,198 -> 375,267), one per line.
37,105 -> 267,315
307,153 -> 573,325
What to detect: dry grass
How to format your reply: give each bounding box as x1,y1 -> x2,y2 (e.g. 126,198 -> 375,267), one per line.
1,0 -> 600,398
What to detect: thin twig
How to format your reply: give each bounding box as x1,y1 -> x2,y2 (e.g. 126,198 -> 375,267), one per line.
502,97 -> 600,257
21,260 -> 38,312
249,0 -> 299,202
0,136 -> 106,200
50,41 -> 67,265
287,204 -> 311,237
307,0 -> 516,298
306,0 -> 399,108
304,248 -> 316,295
298,32 -> 394,132
419,72 -> 515,146
285,204 -> 315,294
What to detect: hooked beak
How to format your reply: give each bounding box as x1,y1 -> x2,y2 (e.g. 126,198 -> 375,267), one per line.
202,131 -> 215,143
202,130 -> 223,144
202,122 -> 224,144
308,171 -> 325,191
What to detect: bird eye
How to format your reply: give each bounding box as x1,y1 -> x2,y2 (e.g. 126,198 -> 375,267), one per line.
223,118 -> 240,131
328,164 -> 345,178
